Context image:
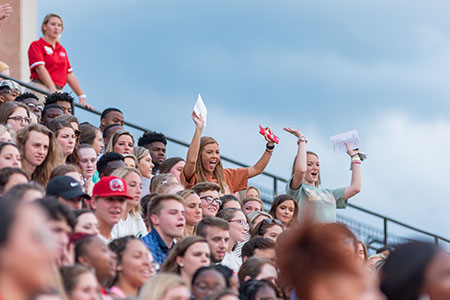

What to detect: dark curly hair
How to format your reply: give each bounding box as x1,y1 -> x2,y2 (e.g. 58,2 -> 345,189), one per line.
15,92 -> 39,103
44,92 -> 75,115
138,131 -> 167,147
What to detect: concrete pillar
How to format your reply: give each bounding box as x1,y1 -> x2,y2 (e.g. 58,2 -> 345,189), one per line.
0,0 -> 37,81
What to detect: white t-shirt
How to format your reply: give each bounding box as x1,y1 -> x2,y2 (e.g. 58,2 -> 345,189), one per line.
221,251 -> 242,273
111,213 -> 148,239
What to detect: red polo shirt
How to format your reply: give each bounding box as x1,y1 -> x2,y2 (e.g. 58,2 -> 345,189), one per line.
28,38 -> 73,87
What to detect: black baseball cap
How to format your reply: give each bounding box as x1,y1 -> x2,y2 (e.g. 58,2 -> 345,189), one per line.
46,175 -> 91,200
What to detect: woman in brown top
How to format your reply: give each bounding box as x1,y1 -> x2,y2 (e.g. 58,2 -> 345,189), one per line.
182,111 -> 275,195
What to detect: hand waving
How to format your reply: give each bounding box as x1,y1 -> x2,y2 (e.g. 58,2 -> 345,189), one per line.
283,127 -> 304,138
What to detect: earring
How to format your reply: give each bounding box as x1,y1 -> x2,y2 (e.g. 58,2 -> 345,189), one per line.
179,264 -> 184,268
117,266 -> 122,271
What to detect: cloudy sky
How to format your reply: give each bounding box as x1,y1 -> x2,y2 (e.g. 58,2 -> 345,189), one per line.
37,0 -> 450,241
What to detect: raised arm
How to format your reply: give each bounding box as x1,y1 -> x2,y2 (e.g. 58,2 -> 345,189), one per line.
67,73 -> 92,109
344,142 -> 362,200
284,127 -> 307,190
183,111 -> 205,180
247,134 -> 275,179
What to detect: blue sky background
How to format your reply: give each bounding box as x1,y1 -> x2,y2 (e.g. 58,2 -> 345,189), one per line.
37,0 -> 450,240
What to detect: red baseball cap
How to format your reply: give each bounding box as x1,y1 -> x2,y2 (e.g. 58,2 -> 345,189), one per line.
92,176 -> 133,199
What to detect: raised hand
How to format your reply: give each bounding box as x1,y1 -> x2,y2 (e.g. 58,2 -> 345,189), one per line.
345,142 -> 359,157
192,111 -> 205,129
283,127 -> 304,138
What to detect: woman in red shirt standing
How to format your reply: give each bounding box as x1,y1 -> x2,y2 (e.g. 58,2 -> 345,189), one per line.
28,14 -> 91,108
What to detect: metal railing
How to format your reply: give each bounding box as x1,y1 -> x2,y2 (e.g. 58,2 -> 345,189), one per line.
2,73 -> 449,247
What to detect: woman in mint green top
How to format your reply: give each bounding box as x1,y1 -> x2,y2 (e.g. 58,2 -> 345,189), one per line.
284,127 -> 362,223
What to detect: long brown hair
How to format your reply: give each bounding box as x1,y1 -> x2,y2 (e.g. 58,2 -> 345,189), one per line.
16,124 -> 63,186
161,235 -> 208,274
196,137 -> 227,194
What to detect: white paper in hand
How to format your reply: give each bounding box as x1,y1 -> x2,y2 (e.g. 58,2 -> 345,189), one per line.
329,129 -> 360,153
193,94 -> 207,127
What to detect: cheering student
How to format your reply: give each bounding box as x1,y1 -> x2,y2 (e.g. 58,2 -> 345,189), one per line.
182,111 -> 274,195
284,127 -> 362,223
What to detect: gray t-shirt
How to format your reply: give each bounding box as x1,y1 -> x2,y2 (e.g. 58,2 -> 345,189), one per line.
286,176 -> 347,223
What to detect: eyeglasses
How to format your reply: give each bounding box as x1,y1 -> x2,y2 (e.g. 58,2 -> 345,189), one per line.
230,219 -> 249,229
8,116 -> 31,124
262,218 -> 283,226
200,196 -> 222,206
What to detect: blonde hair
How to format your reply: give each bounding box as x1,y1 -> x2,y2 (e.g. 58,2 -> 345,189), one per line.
139,273 -> 187,300
134,146 -> 150,162
41,13 -> 64,36
105,131 -> 134,154
123,153 -> 139,168
0,124 -> 16,143
16,124 -> 63,186
196,137 -> 227,194
242,197 -> 264,211
111,167 -> 142,216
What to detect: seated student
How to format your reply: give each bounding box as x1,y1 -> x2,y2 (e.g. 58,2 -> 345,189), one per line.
242,197 -> 264,216
241,236 -> 276,263
0,167 -> 28,195
196,217 -> 230,264
90,176 -> 131,242
159,157 -> 185,183
41,103 -> 64,127
216,208 -> 249,272
161,236 -> 211,288
99,107 -> 124,132
134,146 -> 154,195
97,152 -> 126,178
79,123 -> 104,156
78,144 -> 97,195
110,167 -> 148,239
14,92 -> 42,123
2,182 -> 45,203
137,131 -> 167,175
16,123 -> 63,186
182,111 -> 274,195
60,264 -> 101,300
75,235 -> 117,295
251,218 -> 284,242
0,80 -> 23,103
192,182 -> 222,217
37,197 -> 76,266
73,209 -> 99,235
44,92 -> 74,115
48,118 -> 80,166
191,266 -> 228,300
103,124 -> 125,148
105,131 -> 135,155
238,257 -> 278,286
141,194 -> 185,268
219,195 -> 242,212
123,153 -> 139,168
0,198 -> 56,300
0,102 -> 31,133
177,189 -> 202,237
46,175 -> 91,210
108,236 -> 156,299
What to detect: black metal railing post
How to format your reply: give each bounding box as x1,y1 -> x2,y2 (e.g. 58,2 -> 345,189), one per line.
273,178 -> 278,196
383,218 -> 388,246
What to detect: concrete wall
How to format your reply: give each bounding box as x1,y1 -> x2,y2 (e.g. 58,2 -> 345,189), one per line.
0,0 -> 37,81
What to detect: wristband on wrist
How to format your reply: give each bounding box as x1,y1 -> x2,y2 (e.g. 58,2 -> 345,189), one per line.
79,94 -> 87,99
265,149 -> 273,155
351,160 -> 362,164
266,143 -> 275,150
297,136 -> 308,144
351,156 -> 361,162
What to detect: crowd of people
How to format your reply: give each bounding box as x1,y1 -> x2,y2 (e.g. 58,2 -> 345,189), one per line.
1,8 -> 450,300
